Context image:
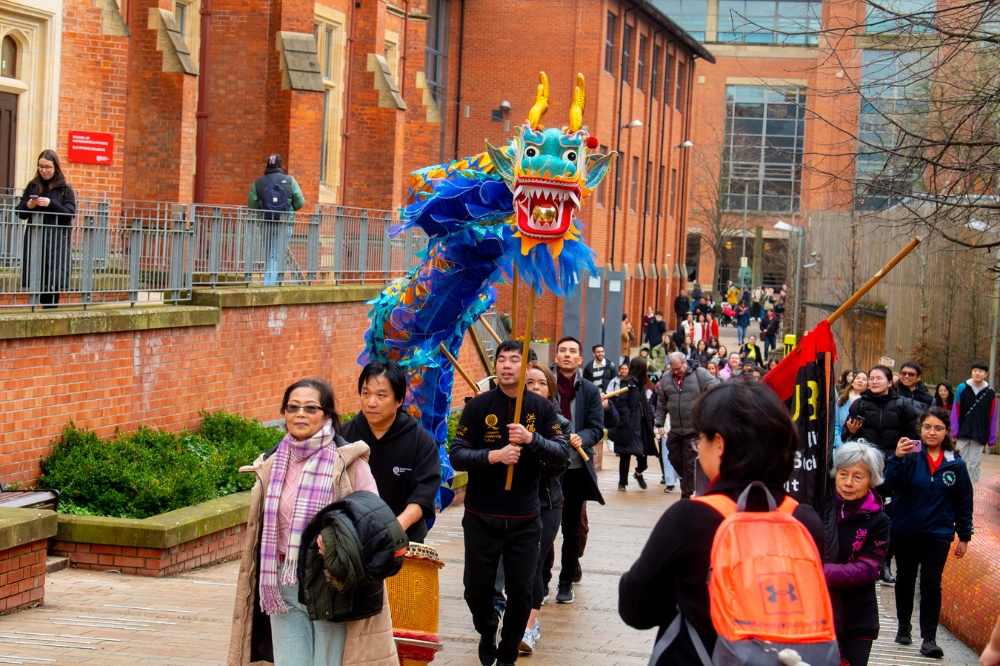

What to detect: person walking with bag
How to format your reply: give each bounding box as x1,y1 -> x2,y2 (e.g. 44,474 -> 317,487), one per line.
16,150 -> 76,308
248,153 -> 305,286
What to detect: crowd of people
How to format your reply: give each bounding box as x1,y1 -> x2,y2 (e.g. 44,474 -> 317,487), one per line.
224,314 -> 993,666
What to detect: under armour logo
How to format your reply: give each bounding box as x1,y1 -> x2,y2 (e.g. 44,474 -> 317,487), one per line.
766,584 -> 797,603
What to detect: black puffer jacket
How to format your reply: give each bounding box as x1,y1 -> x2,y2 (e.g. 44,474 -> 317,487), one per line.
297,491 -> 408,623
539,413 -> 572,509
894,381 -> 933,413
842,388 -> 920,455
610,378 -> 658,457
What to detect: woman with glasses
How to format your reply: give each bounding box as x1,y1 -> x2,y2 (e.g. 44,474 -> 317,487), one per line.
16,150 -> 76,308
229,378 -> 397,666
883,407 -> 973,660
841,365 -> 920,457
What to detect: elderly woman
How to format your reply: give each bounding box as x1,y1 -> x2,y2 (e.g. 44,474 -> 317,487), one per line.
619,382 -> 824,664
825,442 -> 889,666
719,352 -> 742,381
229,379 -> 397,666
884,406 -> 974,660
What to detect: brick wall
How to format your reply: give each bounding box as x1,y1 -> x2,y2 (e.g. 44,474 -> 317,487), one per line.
58,0 -> 129,200
0,539 -> 46,614
51,523 -> 246,577
0,299 -> 483,484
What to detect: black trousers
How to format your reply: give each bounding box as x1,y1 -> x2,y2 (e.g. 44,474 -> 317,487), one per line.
559,468 -> 589,585
533,506 -> 562,609
666,431 -> 699,498
838,637 -> 873,666
463,512 -> 541,663
894,539 -> 951,640
617,453 -> 647,486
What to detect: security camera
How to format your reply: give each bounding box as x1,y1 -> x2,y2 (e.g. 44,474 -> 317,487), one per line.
500,100 -> 511,113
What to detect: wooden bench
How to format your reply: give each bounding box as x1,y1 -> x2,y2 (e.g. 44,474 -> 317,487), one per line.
0,490 -> 60,511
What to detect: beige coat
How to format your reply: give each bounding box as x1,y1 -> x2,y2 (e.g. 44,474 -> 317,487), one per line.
227,442 -> 398,666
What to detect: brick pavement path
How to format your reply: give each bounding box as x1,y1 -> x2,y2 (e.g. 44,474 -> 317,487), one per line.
0,447 -> 991,664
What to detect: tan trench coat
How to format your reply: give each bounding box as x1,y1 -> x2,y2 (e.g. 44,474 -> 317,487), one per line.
227,441 -> 398,666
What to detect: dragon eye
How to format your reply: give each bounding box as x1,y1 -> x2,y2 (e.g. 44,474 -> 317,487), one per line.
563,149 -> 578,162
525,146 -> 538,158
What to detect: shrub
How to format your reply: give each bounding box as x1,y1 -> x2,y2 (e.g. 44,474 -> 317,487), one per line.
39,411 -> 283,519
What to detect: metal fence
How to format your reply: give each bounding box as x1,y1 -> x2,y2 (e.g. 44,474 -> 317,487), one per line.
0,196 -> 192,309
190,204 -> 427,287
0,197 -> 428,309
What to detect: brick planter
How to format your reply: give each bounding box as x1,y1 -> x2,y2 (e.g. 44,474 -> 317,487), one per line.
50,492 -> 251,578
0,508 -> 57,614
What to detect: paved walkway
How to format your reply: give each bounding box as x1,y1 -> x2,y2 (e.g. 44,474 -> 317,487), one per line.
0,456 -> 988,665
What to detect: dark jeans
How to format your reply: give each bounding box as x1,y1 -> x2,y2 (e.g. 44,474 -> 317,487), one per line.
838,637 -> 873,666
618,453 -> 647,487
559,468 -> 590,585
666,431 -> 699,498
894,539 -> 951,640
463,512 -> 541,663
764,334 -> 777,360
533,506 -> 562,609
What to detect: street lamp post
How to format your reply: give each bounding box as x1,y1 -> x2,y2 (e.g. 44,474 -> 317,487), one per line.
774,220 -> 804,339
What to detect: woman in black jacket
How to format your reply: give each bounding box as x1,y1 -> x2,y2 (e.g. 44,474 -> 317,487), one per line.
610,357 -> 659,491
619,382 -> 824,665
16,150 -> 76,308
825,441 -> 890,666
842,365 -> 920,455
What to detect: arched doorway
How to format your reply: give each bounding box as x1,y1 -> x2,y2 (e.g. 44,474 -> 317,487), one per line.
0,35 -> 18,190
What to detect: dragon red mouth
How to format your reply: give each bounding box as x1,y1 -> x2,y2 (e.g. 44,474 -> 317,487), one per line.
513,178 -> 582,239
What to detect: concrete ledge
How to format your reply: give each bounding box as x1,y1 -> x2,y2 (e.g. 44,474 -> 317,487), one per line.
54,492 -> 250,549
0,306 -> 219,340
191,285 -> 384,308
0,508 -> 58,551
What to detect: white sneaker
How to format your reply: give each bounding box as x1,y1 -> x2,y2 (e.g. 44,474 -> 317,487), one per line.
519,628 -> 536,654
533,620 -> 541,640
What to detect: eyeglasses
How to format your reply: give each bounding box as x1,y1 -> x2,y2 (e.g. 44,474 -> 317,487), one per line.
285,405 -> 323,415
37,165 -> 54,171
921,424 -> 947,433
900,371 -> 917,377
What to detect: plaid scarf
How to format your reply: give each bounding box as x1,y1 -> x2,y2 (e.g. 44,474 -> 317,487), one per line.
259,419 -> 338,615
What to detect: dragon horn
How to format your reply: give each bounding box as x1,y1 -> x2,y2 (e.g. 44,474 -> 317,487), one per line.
528,72 -> 549,130
568,73 -> 586,133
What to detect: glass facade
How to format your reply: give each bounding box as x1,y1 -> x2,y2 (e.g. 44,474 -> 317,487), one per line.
722,85 -> 806,213
865,0 -> 935,34
717,0 -> 822,45
856,49 -> 928,209
425,0 -> 450,161
651,0 -> 708,41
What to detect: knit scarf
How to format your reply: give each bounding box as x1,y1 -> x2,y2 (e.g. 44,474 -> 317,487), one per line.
557,372 -> 575,420
259,419 -> 338,615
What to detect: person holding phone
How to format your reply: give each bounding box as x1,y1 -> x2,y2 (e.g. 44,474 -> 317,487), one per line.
883,407 -> 974,660
16,150 -> 76,308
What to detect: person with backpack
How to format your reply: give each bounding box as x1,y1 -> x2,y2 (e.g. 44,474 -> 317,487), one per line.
884,406 -> 974,660
950,359 -> 998,484
825,441 -> 890,666
619,381 -> 832,665
248,153 -> 305,286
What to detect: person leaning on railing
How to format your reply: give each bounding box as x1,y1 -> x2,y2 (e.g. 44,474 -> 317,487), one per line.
247,153 -> 304,286
16,149 -> 76,308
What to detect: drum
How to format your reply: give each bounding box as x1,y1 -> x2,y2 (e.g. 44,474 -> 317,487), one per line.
387,543 -> 445,666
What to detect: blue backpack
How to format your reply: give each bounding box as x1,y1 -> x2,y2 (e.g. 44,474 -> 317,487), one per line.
255,173 -> 289,221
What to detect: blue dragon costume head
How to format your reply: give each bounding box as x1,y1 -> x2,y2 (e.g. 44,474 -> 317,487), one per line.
361,73 -> 616,512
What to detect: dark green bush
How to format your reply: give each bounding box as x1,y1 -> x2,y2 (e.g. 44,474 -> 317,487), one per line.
39,411 -> 283,519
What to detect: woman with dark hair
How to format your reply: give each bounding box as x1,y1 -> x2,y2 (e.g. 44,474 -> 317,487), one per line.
884,407 -> 973,660
230,379 -> 397,666
619,382 -> 824,665
691,339 -> 711,367
835,371 -> 868,445
16,149 -> 76,307
842,365 -> 920,456
247,153 -> 305,286
609,357 -> 658,491
932,381 -> 954,411
838,369 -> 856,392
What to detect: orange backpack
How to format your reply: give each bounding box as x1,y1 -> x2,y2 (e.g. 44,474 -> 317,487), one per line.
649,482 -> 839,666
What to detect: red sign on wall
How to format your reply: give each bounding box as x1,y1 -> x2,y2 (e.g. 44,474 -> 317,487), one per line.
67,131 -> 115,165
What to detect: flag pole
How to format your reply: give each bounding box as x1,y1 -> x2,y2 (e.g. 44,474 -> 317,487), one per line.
505,284 -> 536,491
826,237 -> 922,326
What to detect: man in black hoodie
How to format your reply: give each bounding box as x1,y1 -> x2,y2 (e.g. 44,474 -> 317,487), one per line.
894,361 -> 933,413
342,360 -> 440,543
451,340 -> 570,666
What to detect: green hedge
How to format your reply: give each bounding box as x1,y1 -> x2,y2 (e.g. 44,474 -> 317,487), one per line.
39,411 -> 283,519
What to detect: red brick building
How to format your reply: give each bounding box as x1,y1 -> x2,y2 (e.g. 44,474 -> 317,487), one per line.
0,0 -> 709,340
